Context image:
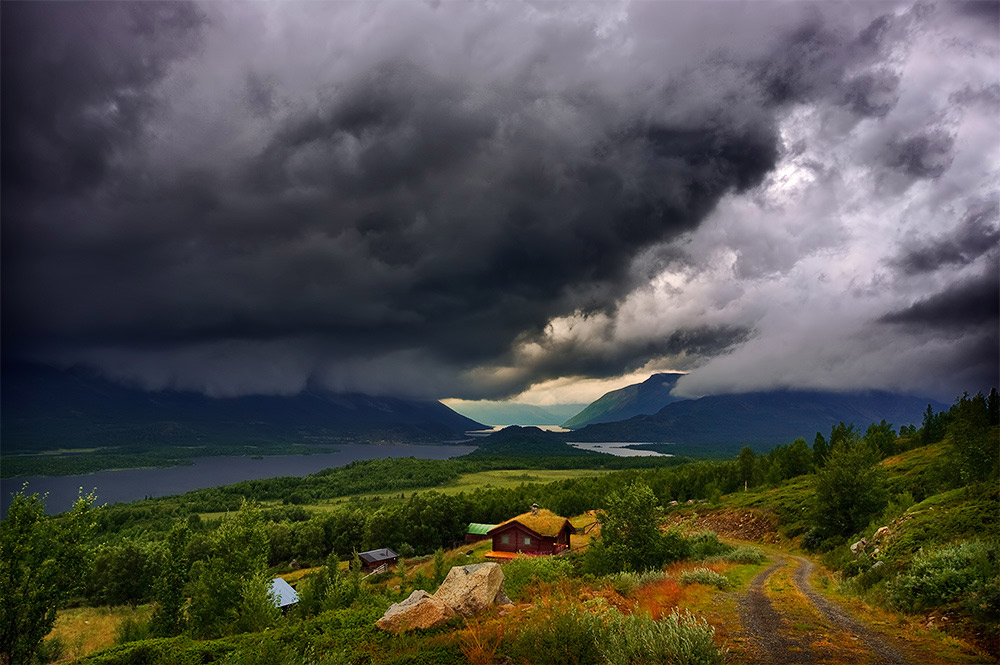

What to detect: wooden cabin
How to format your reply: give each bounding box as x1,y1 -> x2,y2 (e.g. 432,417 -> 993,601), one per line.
485,506 -> 574,560
466,522 -> 498,543
358,547 -> 399,572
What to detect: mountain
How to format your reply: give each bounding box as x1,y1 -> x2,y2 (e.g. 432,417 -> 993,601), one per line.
446,402 -> 587,426
562,373 -> 687,429
563,390 -> 946,453
1,364 -> 485,451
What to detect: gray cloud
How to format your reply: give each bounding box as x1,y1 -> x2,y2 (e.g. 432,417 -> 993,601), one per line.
2,1 -> 997,400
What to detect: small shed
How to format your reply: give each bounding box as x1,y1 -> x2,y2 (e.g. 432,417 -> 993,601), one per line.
466,522 -> 498,543
485,506 -> 575,559
270,577 -> 299,612
359,547 -> 399,572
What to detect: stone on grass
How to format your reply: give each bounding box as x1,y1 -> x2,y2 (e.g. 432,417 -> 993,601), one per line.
375,590 -> 456,633
435,563 -> 506,617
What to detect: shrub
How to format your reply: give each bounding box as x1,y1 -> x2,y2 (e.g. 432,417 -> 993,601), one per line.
34,636 -> 66,664
888,540 -> 998,612
605,571 -> 640,596
600,610 -> 726,665
687,532 -> 732,560
680,568 -> 732,590
709,546 -> 766,565
114,614 -> 151,645
507,603 -> 605,665
502,555 -> 573,601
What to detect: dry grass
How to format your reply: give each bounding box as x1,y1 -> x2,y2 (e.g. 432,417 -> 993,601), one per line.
45,605 -> 151,662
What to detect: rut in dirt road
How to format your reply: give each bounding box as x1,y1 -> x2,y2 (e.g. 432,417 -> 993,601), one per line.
790,556 -> 911,665
738,557 -> 816,664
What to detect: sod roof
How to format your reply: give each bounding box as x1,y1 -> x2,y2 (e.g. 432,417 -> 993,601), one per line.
488,509 -> 575,538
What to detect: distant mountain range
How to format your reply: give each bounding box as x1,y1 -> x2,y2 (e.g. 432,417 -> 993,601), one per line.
562,373 -> 686,428
1,364 -> 484,452
564,389 -> 946,452
447,402 -> 587,426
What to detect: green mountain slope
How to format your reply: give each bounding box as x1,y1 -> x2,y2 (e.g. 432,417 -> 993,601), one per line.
562,373 -> 686,429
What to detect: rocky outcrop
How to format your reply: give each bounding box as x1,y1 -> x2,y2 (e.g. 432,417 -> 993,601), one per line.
375,590 -> 456,633
376,563 -> 512,632
850,538 -> 868,555
435,563 -> 509,617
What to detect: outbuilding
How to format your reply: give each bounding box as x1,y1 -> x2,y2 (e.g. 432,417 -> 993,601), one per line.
270,577 -> 299,613
485,505 -> 574,560
465,522 -> 498,543
358,547 -> 399,572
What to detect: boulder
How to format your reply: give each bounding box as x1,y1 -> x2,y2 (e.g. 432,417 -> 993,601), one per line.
376,590 -> 456,633
873,526 -> 891,540
435,563 -> 506,617
850,538 -> 868,555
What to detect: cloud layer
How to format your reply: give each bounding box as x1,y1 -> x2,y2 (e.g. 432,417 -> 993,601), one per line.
2,1 -> 997,400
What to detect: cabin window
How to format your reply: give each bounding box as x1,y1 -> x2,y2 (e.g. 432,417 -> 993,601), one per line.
523,536 -> 531,545
501,534 -> 510,544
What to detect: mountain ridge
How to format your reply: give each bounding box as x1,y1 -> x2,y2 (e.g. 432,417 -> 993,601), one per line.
1,363 -> 485,451
562,372 -> 687,429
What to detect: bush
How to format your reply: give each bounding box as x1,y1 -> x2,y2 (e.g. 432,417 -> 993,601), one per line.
114,614 -> 152,645
687,532 -> 732,560
709,546 -> 766,565
502,555 -> 573,601
679,568 -> 732,590
34,636 -> 66,664
507,603 -> 605,665
605,570 -> 669,596
600,610 -> 726,665
888,540 -> 998,612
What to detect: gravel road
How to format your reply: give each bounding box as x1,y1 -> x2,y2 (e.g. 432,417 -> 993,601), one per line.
791,556 -> 910,665
738,557 -> 816,664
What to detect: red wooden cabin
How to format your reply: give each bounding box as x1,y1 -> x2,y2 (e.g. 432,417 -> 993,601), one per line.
485,506 -> 574,560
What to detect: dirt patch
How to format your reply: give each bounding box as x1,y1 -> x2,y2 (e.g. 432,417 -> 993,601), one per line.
664,508 -> 780,543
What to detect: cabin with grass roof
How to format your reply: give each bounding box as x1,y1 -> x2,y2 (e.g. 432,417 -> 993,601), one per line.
485,504 -> 575,560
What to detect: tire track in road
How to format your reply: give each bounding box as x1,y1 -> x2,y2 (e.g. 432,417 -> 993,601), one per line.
737,557 -> 816,664
790,556 -> 911,665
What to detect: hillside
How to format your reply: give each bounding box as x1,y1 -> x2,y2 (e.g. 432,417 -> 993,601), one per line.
470,425 -> 600,457
1,363 -> 484,452
562,373 -> 686,428
566,389 -> 945,452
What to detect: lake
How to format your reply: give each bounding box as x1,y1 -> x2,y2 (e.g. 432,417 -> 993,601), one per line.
0,443 -> 477,515
566,441 -> 673,457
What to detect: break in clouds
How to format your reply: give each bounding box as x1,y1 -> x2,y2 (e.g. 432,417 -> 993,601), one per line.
1,1 -> 997,401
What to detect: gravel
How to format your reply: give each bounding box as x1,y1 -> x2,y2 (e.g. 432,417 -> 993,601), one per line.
791,556 -> 911,665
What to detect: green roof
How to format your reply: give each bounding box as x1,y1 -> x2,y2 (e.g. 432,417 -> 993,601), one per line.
467,523 -> 498,535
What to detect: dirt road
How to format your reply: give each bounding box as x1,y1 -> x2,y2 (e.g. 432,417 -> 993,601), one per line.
739,555 -> 911,665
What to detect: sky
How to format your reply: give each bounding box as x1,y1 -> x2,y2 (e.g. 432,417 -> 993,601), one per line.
2,1 -> 997,405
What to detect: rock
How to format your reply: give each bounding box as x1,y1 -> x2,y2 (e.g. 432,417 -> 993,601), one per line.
871,561 -> 884,570
850,538 -> 868,555
494,588 -> 514,607
376,590 -> 456,633
686,499 -> 695,505
435,563 -> 506,617
874,526 -> 890,540
669,500 -> 679,506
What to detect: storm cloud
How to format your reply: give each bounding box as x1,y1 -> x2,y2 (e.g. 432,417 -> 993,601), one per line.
2,1 -> 997,401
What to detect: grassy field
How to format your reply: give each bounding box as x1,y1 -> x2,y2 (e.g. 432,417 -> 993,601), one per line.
197,468 -> 611,519
44,605 -> 152,662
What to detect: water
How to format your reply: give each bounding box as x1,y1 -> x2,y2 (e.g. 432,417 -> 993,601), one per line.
465,425 -> 572,436
566,441 -> 673,457
1,443 -> 477,515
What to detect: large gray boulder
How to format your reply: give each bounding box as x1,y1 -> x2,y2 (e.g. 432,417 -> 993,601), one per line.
435,562 -> 508,617
375,590 -> 456,633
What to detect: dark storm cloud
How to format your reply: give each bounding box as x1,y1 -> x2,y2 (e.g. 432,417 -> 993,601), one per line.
0,1 -> 205,197
893,198 -> 1000,275
880,269 -> 1000,329
2,1 -> 992,399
